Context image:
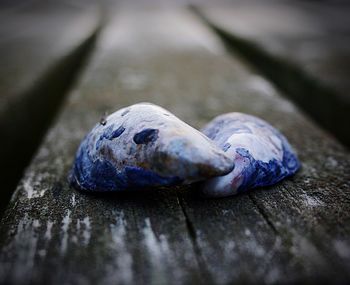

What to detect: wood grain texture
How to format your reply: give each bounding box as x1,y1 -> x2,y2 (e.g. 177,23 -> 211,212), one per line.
196,0 -> 350,101
194,0 -> 350,147
0,4 -> 349,284
0,1 -> 101,212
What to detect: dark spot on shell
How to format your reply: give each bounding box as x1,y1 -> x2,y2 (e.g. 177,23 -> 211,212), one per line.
223,143 -> 231,152
163,113 -> 170,116
133,129 -> 159,144
96,126 -> 126,150
110,126 -> 125,139
121,109 -> 130,116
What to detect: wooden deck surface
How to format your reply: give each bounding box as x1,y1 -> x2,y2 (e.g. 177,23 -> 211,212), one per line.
0,2 -> 349,285
195,0 -> 350,147
0,1 -> 100,211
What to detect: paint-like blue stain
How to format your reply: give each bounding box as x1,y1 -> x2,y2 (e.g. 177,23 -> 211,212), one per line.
71,138 -> 181,192
124,166 -> 181,188
133,128 -> 159,144
202,113 -> 300,195
96,125 -> 125,150
110,126 -> 126,139
235,144 -> 300,194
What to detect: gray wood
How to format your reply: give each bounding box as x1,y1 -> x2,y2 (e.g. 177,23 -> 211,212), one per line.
0,7 -> 219,284
0,4 -> 349,285
194,0 -> 350,147
0,1 -> 101,212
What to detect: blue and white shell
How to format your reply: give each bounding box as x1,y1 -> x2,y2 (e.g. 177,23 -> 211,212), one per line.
70,103 -> 234,192
200,113 -> 300,197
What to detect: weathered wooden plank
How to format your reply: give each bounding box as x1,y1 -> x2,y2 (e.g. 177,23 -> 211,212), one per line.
177,62 -> 350,283
194,0 -> 350,147
167,41 -> 350,284
0,1 -> 101,212
196,0 -> 350,96
0,6 -> 224,284
0,4 -> 349,285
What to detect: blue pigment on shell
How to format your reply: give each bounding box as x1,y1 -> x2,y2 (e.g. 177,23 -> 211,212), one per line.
234,145 -> 299,194
71,140 -> 181,191
201,112 -> 300,197
133,128 -> 159,144
70,103 -> 234,192
95,125 -> 125,150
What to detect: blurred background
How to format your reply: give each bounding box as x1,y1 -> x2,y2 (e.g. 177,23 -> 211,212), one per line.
0,0 -> 349,211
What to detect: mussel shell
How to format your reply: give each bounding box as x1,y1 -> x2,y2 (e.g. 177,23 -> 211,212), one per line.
201,113 -> 300,197
70,103 -> 234,192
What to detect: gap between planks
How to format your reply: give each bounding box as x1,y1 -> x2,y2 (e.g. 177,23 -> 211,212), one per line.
190,5 -> 350,148
0,10 -> 103,216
